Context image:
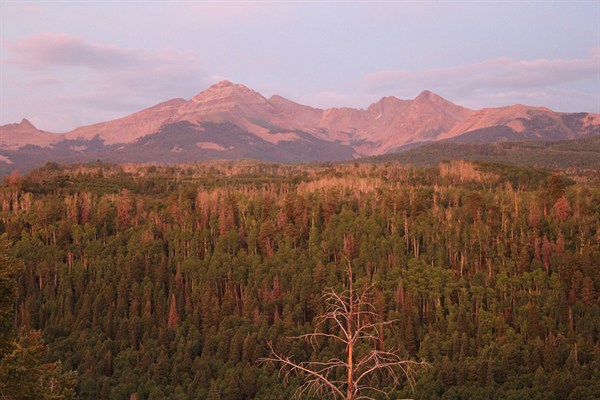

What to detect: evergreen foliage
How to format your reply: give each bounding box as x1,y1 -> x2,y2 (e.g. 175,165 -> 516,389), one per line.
0,239 -> 77,399
2,160 -> 600,399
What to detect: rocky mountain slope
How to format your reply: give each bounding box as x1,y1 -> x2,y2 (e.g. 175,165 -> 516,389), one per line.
1,80 -> 598,173
0,118 -> 62,150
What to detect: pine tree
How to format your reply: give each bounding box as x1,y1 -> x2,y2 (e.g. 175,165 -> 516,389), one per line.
168,293 -> 179,329
262,263 -> 429,399
0,241 -> 17,355
206,380 -> 221,400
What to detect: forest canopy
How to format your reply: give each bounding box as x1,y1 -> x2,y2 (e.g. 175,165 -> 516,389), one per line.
1,160 -> 599,399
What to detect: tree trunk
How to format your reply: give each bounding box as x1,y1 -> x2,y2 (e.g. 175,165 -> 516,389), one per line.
347,265 -> 354,400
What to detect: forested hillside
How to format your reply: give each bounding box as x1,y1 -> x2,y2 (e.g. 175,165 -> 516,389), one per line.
367,135 -> 600,173
1,160 -> 599,399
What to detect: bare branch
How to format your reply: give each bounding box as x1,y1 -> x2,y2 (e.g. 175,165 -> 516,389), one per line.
259,342 -> 347,400
260,271 -> 429,400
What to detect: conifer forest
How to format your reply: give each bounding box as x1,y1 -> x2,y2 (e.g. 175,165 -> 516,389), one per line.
1,160 -> 599,400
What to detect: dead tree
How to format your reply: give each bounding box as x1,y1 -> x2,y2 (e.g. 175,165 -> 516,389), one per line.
261,263 -> 429,400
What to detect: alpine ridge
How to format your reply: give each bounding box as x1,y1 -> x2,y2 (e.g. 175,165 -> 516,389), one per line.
1,80 -> 599,173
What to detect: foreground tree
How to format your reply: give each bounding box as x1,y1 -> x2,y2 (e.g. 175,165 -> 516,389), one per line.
0,238 -> 77,400
262,263 -> 429,400
0,330 -> 77,400
0,242 -> 17,356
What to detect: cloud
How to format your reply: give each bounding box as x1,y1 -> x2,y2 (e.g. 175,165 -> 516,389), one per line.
3,34 -> 208,91
3,33 -> 147,70
2,33 -> 211,131
84,48 -> 205,94
461,87 -> 599,114
365,49 -> 600,104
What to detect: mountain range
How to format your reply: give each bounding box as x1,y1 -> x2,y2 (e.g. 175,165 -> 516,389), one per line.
1,80 -> 599,173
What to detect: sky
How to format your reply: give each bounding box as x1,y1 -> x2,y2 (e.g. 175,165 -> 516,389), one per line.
1,1 -> 599,133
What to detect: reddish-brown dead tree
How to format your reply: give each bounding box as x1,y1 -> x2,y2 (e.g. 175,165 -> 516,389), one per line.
261,263 -> 429,400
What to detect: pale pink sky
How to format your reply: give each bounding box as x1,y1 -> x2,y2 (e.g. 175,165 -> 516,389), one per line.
1,1 -> 599,132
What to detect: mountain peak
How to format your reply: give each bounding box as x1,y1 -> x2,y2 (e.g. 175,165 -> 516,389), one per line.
20,118 -> 36,129
367,96 -> 410,116
414,90 -> 446,102
371,96 -> 408,107
1,118 -> 60,150
4,81 -> 596,169
204,80 -> 253,93
1,118 -> 37,131
209,80 -> 237,89
410,90 -> 474,119
191,80 -> 264,104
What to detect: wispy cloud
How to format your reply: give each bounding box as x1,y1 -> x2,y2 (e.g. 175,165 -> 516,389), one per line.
4,33 -> 147,70
363,49 -> 600,111
2,33 -> 210,131
367,53 -> 598,91
274,51 -> 600,112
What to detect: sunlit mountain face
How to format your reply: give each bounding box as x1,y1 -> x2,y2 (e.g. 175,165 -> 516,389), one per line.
1,81 -> 598,174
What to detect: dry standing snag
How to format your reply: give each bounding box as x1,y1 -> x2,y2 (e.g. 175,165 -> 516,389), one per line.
261,263 -> 430,400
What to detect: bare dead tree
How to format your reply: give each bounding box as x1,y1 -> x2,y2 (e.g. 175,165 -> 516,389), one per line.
261,263 -> 429,400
